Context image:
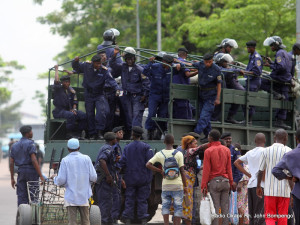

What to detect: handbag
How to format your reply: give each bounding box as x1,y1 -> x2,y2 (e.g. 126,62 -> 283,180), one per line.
229,191 -> 239,225
200,193 -> 217,225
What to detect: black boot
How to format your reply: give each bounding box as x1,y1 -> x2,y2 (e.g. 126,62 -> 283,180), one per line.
124,219 -> 131,225
147,130 -> 154,140
274,119 -> 291,130
225,116 -> 241,124
153,129 -> 162,140
97,130 -> 104,140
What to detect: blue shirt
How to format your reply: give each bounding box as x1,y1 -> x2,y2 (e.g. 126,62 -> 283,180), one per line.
119,140 -> 154,186
272,144 -> 300,199
229,144 -> 243,184
10,137 -> 37,172
54,151 -> 97,205
53,81 -> 77,111
95,143 -> 116,175
72,61 -> 119,95
143,62 -> 172,98
246,51 -> 263,77
192,61 -> 222,97
110,56 -> 150,96
172,58 -> 190,85
270,49 -> 292,82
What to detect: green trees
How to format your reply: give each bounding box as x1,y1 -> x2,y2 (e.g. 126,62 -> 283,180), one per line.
35,0 -> 296,63
0,56 -> 24,136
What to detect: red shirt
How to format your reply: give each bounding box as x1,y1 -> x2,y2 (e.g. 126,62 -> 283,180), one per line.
201,141 -> 233,189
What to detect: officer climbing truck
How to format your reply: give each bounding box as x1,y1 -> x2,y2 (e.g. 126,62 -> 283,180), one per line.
44,45 -> 299,222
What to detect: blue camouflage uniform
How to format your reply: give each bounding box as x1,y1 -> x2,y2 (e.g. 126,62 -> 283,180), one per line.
110,57 -> 150,132
52,81 -> 87,133
72,61 -> 120,136
245,51 -> 263,117
222,67 -> 245,119
111,142 -> 123,220
119,140 -> 154,220
229,144 -> 243,184
260,49 -> 292,120
143,62 -> 171,132
172,57 -> 193,119
95,143 -> 119,223
10,137 -> 39,206
192,61 -> 222,136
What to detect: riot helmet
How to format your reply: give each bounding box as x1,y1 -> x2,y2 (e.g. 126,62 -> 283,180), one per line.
219,38 -> 238,49
263,36 -> 286,48
214,53 -> 234,64
123,47 -> 136,59
102,28 -> 120,45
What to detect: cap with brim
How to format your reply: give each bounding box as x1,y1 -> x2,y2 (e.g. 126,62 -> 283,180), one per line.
132,126 -> 144,135
104,132 -> 117,141
112,126 -> 123,133
67,138 -> 79,150
162,54 -> 174,64
91,55 -> 101,62
178,47 -> 188,53
60,75 -> 70,82
246,41 -> 256,47
220,132 -> 231,139
293,43 -> 300,50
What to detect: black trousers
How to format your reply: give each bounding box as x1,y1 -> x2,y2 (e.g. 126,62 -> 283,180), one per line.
293,194 -> 300,225
248,187 -> 266,225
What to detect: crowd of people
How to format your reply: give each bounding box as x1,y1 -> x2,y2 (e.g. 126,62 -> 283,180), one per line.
52,28 -> 300,142
8,123 -> 300,225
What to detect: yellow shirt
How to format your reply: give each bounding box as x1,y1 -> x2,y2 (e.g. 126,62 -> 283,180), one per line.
148,149 -> 184,190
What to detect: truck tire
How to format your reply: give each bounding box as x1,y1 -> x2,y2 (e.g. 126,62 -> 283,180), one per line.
89,205 -> 101,225
16,204 -> 32,225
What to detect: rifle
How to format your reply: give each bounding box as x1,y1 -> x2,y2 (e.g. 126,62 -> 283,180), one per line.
48,148 -> 56,177
56,148 -> 65,173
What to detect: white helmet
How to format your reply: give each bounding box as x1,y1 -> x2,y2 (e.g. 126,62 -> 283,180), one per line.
123,47 -> 136,59
214,53 -> 234,64
263,36 -> 286,48
219,38 -> 238,48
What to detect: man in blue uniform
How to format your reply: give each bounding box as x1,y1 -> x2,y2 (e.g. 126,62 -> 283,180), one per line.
111,126 -> 125,222
52,65 -> 87,138
220,132 -> 242,191
261,36 -> 292,129
110,47 -> 150,139
72,54 -> 120,140
242,41 -> 263,124
143,54 -> 174,140
119,126 -> 154,225
173,47 -> 198,119
95,132 -> 119,225
9,126 -> 45,206
97,28 -> 121,61
192,53 -> 222,139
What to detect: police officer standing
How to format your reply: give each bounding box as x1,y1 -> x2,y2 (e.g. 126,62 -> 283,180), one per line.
143,54 -> 174,140
9,126 -> 45,206
261,36 -> 292,129
220,132 -> 243,191
72,55 -> 120,140
52,65 -> 87,138
242,41 -> 263,124
110,47 -> 150,139
192,53 -> 222,140
95,132 -> 119,225
119,126 -> 154,225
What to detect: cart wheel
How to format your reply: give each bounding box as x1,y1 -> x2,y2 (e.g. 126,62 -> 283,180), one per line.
16,204 -> 32,225
89,205 -> 101,225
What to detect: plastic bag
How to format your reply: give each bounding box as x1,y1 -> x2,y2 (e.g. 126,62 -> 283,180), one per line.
229,191 -> 239,225
200,193 -> 216,225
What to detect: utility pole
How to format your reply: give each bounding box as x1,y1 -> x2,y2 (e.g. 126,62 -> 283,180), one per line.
136,0 -> 140,61
157,0 -> 161,51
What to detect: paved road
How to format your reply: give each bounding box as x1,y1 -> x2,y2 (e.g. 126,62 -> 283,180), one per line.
0,158 -> 164,225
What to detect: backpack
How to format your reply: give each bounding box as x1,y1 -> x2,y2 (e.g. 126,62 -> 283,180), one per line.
161,149 -> 180,180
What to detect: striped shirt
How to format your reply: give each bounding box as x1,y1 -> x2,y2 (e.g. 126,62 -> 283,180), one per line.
258,143 -> 292,197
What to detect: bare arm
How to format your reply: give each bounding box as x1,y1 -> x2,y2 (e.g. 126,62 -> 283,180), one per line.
215,82 -> 221,105
146,162 -> 163,176
30,154 -> 45,181
234,159 -> 251,178
180,167 -> 188,194
54,65 -> 59,82
9,157 -> 16,189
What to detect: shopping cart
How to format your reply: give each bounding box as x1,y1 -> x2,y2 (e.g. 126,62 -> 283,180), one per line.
15,180 -> 101,225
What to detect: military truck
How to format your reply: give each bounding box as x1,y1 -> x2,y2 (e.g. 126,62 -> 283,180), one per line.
44,46 -> 297,222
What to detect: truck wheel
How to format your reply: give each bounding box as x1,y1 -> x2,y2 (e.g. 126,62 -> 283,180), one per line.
89,205 -> 101,225
16,204 -> 32,225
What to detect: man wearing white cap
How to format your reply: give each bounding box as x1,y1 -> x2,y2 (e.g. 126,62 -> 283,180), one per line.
52,138 -> 97,225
